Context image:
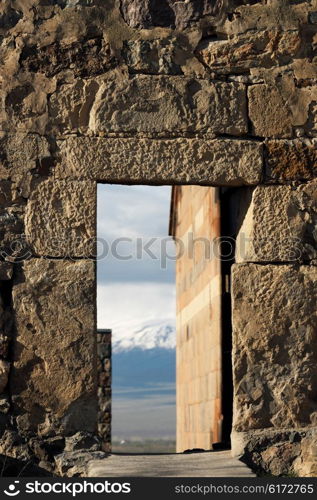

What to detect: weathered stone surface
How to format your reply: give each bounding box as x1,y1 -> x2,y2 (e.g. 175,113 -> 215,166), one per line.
1,76 -> 56,135
197,30 -> 301,74
0,429 -> 32,464
266,139 -> 317,181
0,360 -> 9,393
0,262 -> 13,280
232,264 -> 317,432
48,79 -> 99,135
122,38 -> 182,75
40,436 -> 66,461
248,84 -> 293,138
11,259 -> 97,436
57,137 -> 262,185
0,180 -> 12,207
294,429 -> 317,477
96,330 -> 111,451
119,0 -> 218,30
0,5 -> 23,31
88,450 -> 255,477
0,395 -> 10,414
223,0 -> 308,36
119,0 -> 264,31
0,207 -> 28,262
50,75 -> 248,136
0,134 -> 52,182
0,448 -> 52,477
25,180 -> 96,257
55,450 -> 106,477
232,428 -> 317,477
92,75 -> 247,136
25,435 -> 65,472
248,82 -> 317,138
120,0 -> 177,29
0,301 -> 13,340
65,431 -> 100,452
0,335 -> 9,359
20,37 -> 117,78
236,182 -> 317,263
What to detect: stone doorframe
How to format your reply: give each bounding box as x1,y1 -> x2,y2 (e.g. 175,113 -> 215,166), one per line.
0,133 -> 315,476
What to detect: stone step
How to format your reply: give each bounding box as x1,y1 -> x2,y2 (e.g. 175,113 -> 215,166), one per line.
87,450 -> 255,478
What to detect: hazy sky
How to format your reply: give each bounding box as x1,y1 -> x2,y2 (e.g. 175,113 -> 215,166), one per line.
97,184 -> 176,332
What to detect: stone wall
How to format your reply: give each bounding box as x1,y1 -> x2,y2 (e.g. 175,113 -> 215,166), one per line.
231,263 -> 317,476
171,186 -> 222,452
0,0 -> 316,476
96,329 -> 111,453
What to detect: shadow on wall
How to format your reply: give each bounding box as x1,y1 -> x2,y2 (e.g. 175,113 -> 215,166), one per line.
0,454 -> 52,477
119,0 -> 262,30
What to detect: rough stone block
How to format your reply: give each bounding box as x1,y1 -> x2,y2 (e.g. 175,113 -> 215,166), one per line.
0,180 -> 12,206
0,205 -> 27,262
0,335 -> 9,359
20,37 -> 116,79
231,428 -> 317,477
50,75 -> 248,136
0,134 -> 52,182
223,0 -> 308,35
10,259 -> 97,436
122,39 -> 182,75
119,0 -> 216,30
248,83 -> 317,138
55,450 -> 106,477
0,396 -> 10,414
0,262 -> 13,280
1,75 -> 55,135
0,360 -> 9,393
57,137 -> 262,185
197,30 -> 301,74
25,179 -> 96,258
266,139 -> 317,181
235,182 -> 317,263
248,84 -> 293,138
65,431 -> 99,452
232,263 -> 317,432
309,12 -> 317,24
48,79 -> 99,135
0,134 -> 53,206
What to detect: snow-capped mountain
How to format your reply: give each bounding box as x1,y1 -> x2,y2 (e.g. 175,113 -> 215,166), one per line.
108,318 -> 176,389
110,318 -> 176,354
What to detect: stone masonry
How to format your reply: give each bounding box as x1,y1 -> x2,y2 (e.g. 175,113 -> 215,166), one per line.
96,329 -> 111,453
0,0 -> 316,476
170,186 -> 223,453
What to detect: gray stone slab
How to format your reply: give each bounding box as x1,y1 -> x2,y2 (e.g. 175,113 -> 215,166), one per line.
87,450 -> 255,477
57,137 -> 263,186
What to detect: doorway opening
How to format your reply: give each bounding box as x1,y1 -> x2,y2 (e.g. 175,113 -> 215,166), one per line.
97,183 -> 237,454
97,184 -> 176,453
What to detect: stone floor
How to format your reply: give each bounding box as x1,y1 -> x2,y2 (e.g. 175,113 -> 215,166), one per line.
88,450 -> 255,477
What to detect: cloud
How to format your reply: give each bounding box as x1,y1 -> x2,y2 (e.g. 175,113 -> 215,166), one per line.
97,184 -> 172,240
97,184 -> 176,336
97,282 -> 176,335
97,184 -> 175,284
